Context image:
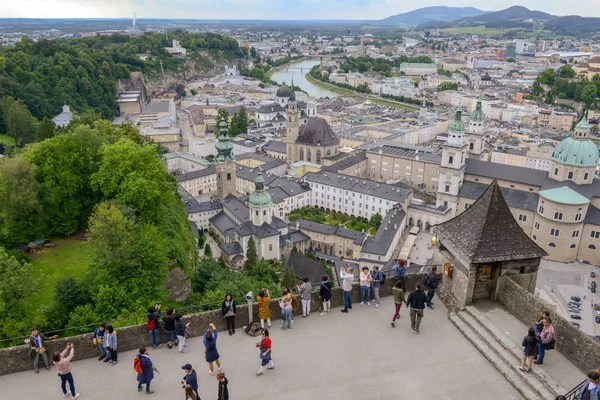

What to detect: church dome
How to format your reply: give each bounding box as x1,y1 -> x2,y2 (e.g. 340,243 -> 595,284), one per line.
449,108 -> 465,133
276,85 -> 292,98
249,172 -> 272,207
551,137 -> 599,167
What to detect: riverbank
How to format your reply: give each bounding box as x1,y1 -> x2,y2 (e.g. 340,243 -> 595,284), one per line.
305,72 -> 419,110
265,57 -> 306,78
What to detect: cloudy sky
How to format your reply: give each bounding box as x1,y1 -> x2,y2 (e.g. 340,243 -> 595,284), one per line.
2,0 -> 599,19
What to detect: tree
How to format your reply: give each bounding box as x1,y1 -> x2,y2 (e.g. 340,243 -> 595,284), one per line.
537,69 -> 556,85
35,117 -> 56,142
581,84 -> 598,109
229,106 -> 249,137
437,82 -> 459,91
204,243 -> 212,258
281,266 -> 297,291
557,65 -> 575,78
370,213 -> 383,228
245,236 -> 258,271
591,125 -> 599,135
4,99 -> 37,145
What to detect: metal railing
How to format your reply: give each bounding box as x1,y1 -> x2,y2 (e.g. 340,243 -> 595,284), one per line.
0,296 -> 249,348
563,379 -> 588,400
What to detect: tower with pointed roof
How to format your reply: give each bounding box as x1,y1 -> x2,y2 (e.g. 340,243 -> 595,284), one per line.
436,108 -> 468,217
465,99 -> 486,158
215,120 -> 237,199
249,171 -> 273,225
285,79 -> 300,167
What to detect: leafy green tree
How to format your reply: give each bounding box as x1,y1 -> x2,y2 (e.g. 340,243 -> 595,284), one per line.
557,65 -> 575,78
229,106 -> 249,137
281,266 -> 297,290
370,213 -> 383,228
35,117 -> 56,142
437,82 -> 459,91
53,276 -> 89,312
591,125 -> 599,135
581,84 -> 598,109
245,236 -> 258,271
4,99 -> 37,145
204,243 -> 212,258
537,69 -> 556,85
0,247 -> 41,339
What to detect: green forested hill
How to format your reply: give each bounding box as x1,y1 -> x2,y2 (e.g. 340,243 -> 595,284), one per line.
0,32 -> 246,120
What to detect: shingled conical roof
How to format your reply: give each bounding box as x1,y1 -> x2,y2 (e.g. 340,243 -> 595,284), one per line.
434,180 -> 546,264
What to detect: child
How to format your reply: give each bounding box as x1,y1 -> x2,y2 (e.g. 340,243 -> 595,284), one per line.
29,326 -> 57,374
93,323 -> 110,361
175,314 -> 190,353
256,328 -> 274,376
217,372 -> 229,400
105,324 -> 118,365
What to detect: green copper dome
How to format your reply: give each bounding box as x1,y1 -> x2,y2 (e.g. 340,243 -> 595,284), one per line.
249,172 -> 272,207
576,115 -> 591,129
552,137 -> 599,167
449,108 -> 465,133
471,100 -> 485,123
215,120 -> 235,163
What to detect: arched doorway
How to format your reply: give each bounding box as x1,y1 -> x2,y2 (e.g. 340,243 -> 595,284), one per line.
417,220 -> 422,229
409,217 -> 413,226
425,222 -> 431,232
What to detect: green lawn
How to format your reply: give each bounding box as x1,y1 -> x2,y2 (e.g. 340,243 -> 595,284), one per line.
29,238 -> 90,314
289,206 -> 379,235
0,134 -> 15,145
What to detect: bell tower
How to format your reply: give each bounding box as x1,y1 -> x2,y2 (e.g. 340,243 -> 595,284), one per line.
286,80 -> 300,167
437,108 -> 467,218
215,120 -> 237,199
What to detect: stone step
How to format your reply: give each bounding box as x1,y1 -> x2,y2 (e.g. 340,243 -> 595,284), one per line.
457,311 -> 556,400
464,306 -> 565,396
450,314 -> 542,400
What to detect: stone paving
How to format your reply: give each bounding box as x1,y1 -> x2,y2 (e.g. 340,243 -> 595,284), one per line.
1,297 -> 520,400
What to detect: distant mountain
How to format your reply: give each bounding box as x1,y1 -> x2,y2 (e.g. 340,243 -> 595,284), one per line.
544,15 -> 600,37
378,6 -> 486,26
416,6 -> 554,30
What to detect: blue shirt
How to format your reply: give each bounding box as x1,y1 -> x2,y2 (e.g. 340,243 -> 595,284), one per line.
183,370 -> 198,392
371,270 -> 383,288
393,263 -> 406,279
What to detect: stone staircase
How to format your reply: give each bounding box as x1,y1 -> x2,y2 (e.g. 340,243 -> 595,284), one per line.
450,305 -> 566,400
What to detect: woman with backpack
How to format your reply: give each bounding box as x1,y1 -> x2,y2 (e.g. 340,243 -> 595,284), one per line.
175,314 -> 191,353
319,275 -> 332,315
146,304 -> 162,349
135,347 -> 155,394
257,289 -> 272,329
163,307 -> 178,349
221,294 -> 236,336
204,322 -> 222,375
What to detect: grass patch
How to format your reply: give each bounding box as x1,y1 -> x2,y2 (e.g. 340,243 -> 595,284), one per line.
305,72 -> 355,95
29,238 -> 90,315
289,206 -> 378,235
369,97 -> 419,111
0,134 -> 15,145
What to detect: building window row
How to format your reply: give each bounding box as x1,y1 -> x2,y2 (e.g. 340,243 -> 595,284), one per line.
550,228 -> 560,237
518,214 -> 527,222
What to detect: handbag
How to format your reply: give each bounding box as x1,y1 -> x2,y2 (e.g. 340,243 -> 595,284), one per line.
38,347 -> 46,354
545,338 -> 555,350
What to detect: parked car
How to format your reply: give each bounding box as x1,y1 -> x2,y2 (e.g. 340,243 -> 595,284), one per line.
593,288 -> 597,293
595,305 -> 600,311
571,296 -> 582,301
596,316 -> 600,324
571,314 -> 582,320
569,308 -> 581,313
596,311 -> 600,317
571,322 -> 580,328
592,281 -> 597,289
592,271 -> 596,278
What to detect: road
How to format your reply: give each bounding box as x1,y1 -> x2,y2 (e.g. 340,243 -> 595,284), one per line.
536,260 -> 600,338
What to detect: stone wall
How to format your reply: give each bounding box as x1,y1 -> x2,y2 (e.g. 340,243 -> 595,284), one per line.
495,274 -> 600,374
0,274 -> 426,376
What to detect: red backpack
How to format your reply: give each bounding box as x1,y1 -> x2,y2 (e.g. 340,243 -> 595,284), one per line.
133,357 -> 143,374
147,314 -> 156,331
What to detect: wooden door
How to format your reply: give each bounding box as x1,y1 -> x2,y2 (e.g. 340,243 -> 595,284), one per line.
473,264 -> 495,300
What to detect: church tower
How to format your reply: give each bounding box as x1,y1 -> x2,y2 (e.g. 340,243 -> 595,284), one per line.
286,80 -> 300,167
249,171 -> 273,226
307,98 -> 317,118
437,109 -> 467,218
465,99 -> 485,158
215,120 -> 236,199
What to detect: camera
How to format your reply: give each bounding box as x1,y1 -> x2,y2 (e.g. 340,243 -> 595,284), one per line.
245,291 -> 253,301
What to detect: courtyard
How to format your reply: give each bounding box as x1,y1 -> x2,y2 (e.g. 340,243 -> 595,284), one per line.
1,296 -> 523,400
288,206 -> 378,235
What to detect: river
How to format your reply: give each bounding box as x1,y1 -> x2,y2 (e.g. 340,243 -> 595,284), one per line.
270,59 -> 341,99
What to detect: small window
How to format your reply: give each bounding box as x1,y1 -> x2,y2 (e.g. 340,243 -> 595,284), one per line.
584,172 -> 589,180
269,244 -> 273,251
533,235 -> 537,240
550,228 -> 560,237
534,222 -> 540,230
554,212 -> 563,221
519,266 -> 526,274
591,231 -> 600,239
445,185 -> 450,192
475,178 -> 479,182
568,171 -> 574,179
572,230 -> 580,238
518,214 -> 527,222
538,206 -> 544,214
589,244 -> 597,250
570,244 -> 576,249
575,213 -> 582,221
510,185 -> 515,188
548,242 -> 556,248
554,168 -> 558,176
448,156 -> 454,165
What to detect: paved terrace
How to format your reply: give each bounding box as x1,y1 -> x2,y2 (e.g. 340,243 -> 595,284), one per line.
1,297 -> 522,400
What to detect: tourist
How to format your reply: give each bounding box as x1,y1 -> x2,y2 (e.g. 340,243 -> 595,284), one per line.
298,276 -> 312,317
340,266 -> 354,313
279,291 -> 293,330
407,283 -> 427,333
93,322 -> 110,362
391,281 -> 407,327
175,314 -> 191,353
217,372 -> 229,400
393,259 -> 407,289
221,294 -> 236,336
163,307 -> 179,349
136,347 -> 155,394
29,326 -> 57,374
285,286 -> 298,324
256,328 -> 275,376
181,363 -> 199,400
319,275 -> 332,315
53,343 -> 79,399
203,323 -> 222,375
257,289 -> 272,329
518,327 -> 537,372
105,324 -> 118,365
535,311 -> 550,335
534,317 -> 555,365
424,266 -> 438,310
146,304 -> 162,349
574,371 -> 599,400
371,265 -> 383,308
359,266 -> 372,306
